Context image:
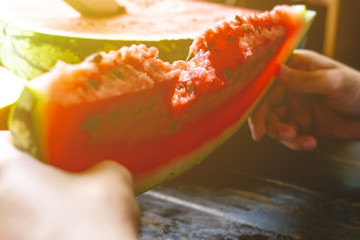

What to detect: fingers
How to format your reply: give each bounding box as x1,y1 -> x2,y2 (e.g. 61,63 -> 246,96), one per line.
289,49 -> 337,70
278,135 -> 317,151
250,107 -> 317,151
277,64 -> 337,95
248,84 -> 318,151
248,100 -> 269,141
84,160 -> 133,182
248,83 -> 287,141
266,111 -> 317,151
277,49 -> 346,96
267,112 -> 296,141
77,161 -> 140,239
287,93 -> 314,131
80,160 -> 135,193
249,49 -> 343,150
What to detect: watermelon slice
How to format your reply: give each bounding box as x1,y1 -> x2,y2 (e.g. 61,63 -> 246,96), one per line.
0,0 -> 254,80
9,5 -> 316,194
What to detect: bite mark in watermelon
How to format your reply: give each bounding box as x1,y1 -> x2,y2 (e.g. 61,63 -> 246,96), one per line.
9,5 -> 316,194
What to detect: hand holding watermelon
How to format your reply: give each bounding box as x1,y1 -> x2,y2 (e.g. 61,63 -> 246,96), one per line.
6,4 -> 316,194
248,49 -> 360,150
0,131 -> 140,240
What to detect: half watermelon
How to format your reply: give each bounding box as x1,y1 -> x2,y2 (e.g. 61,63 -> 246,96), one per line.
0,0 -> 255,80
9,5 -> 316,194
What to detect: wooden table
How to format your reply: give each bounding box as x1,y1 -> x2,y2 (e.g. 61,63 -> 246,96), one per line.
137,125 -> 360,239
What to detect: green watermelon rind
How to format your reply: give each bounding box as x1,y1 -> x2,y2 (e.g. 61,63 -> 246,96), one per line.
134,7 -> 316,194
0,18 -> 192,80
0,66 -> 26,129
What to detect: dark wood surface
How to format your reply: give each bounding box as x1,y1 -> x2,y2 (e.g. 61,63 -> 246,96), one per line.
137,125 -> 360,240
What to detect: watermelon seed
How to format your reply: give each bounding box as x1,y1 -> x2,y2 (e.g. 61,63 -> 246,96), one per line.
111,69 -> 123,79
2,27 -> 6,36
170,122 -> 180,132
176,84 -> 183,91
80,114 -> 103,134
92,54 -> 103,63
207,42 -> 215,51
147,100 -> 156,112
235,15 -> 243,24
258,28 -> 261,34
185,81 -> 195,95
253,61 -> 258,69
117,6 -> 126,14
88,80 -> 99,89
228,35 -> 234,42
236,65 -> 242,79
136,105 -> 143,114
267,49 -> 275,57
109,110 -> 122,122
224,70 -> 233,81
241,24 -> 250,31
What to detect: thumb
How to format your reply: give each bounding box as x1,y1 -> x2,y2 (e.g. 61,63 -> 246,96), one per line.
277,64 -> 334,94
80,160 -> 134,188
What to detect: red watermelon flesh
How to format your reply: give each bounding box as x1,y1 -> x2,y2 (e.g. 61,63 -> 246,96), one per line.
9,5 -> 315,194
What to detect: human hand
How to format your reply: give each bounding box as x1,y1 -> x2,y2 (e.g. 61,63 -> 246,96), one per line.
0,131 -> 140,240
248,49 -> 360,150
